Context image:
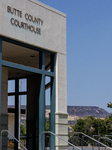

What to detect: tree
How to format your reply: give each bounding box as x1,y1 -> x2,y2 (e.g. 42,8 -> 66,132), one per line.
45,119 -> 50,131
72,116 -> 108,136
107,102 -> 112,108
71,115 -> 112,146
45,119 -> 50,147
84,116 -> 95,136
105,115 -> 112,135
72,118 -> 85,133
20,124 -> 26,136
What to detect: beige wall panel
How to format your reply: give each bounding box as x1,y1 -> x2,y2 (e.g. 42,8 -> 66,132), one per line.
55,135 -> 68,146
56,53 -> 67,113
55,124 -> 68,135
2,67 -> 8,83
55,113 -> 68,124
1,114 -> 8,126
1,84 -> 8,113
0,0 -> 66,54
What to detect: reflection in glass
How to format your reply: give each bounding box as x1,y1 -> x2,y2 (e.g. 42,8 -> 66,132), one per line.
8,80 -> 15,93
20,95 -> 27,105
8,96 -> 15,106
19,79 -> 27,92
45,76 -> 51,85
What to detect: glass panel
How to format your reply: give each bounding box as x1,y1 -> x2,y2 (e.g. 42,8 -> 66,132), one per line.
45,76 -> 51,85
19,78 -> 27,92
7,95 -> 15,148
20,95 -> 27,105
2,41 -> 39,69
45,76 -> 51,148
8,80 -> 15,93
20,94 -> 27,132
8,95 -> 15,106
45,88 -> 50,106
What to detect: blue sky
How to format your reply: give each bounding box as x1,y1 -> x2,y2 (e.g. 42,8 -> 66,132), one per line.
38,0 -> 112,113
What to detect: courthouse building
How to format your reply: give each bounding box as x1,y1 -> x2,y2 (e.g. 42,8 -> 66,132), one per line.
0,0 -> 68,149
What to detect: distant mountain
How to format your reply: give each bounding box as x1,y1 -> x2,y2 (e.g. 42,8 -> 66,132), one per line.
67,106 -> 110,118
8,105 -> 110,124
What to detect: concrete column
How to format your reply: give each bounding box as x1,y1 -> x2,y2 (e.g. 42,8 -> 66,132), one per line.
8,113 -> 15,138
55,113 -> 68,150
55,53 -> 68,150
1,67 -> 8,150
27,74 -> 39,150
1,67 -> 8,114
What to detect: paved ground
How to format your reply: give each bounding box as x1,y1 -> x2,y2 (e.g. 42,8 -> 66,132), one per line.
45,147 -> 112,150
8,146 -> 112,150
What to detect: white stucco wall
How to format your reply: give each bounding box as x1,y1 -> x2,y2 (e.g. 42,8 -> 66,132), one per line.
56,53 -> 67,113
0,0 -> 66,54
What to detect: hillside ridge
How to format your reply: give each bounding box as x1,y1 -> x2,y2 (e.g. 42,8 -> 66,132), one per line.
67,106 -> 110,118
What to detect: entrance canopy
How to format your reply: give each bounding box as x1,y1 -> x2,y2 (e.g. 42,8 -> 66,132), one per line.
0,37 -> 55,150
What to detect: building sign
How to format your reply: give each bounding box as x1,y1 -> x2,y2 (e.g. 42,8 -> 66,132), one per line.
7,6 -> 43,35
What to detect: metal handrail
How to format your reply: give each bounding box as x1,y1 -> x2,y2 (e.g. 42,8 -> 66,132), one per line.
41,131 -> 81,150
73,136 -> 89,145
99,137 -> 112,143
92,135 -> 101,148
82,136 -> 90,145
106,137 -> 112,143
93,135 -> 101,138
1,130 -> 28,150
74,132 -> 112,149
105,135 -> 112,143
20,136 -> 26,138
105,135 -> 112,137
